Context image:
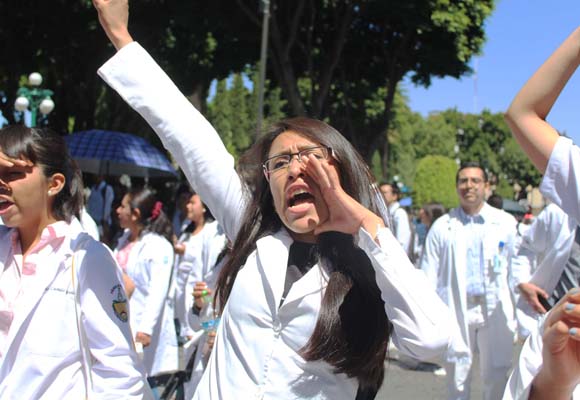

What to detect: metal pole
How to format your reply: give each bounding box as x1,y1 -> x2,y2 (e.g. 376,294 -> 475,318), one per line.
256,0 -> 271,139
30,106 -> 37,128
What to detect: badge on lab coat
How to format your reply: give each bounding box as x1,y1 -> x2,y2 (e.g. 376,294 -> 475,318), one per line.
111,284 -> 129,322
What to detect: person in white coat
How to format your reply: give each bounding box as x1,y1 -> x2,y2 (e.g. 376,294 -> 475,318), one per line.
510,203 -> 579,339
172,191 -> 227,398
0,125 -> 152,399
504,25 -> 580,400
380,182 -> 412,254
420,162 -> 517,400
115,187 -> 179,390
94,1 -> 459,398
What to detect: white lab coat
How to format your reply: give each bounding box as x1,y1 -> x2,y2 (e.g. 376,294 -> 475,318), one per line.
0,219 -> 152,399
99,42 -> 457,399
79,207 -> 100,241
389,201 -> 412,254
420,203 -> 517,397
116,230 -> 179,377
173,220 -> 227,338
510,203 -> 577,337
172,220 -> 227,399
502,137 -> 580,399
540,136 -> 580,221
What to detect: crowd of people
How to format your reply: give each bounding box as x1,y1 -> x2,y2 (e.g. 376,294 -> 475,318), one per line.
1,0 -> 580,399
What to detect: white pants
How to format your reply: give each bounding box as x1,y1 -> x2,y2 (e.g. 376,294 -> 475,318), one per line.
444,303 -> 513,400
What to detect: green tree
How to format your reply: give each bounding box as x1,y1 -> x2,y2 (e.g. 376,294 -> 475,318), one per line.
233,0 -> 495,163
439,109 -> 541,190
414,155 -> 459,209
229,74 -> 253,152
207,79 -> 236,155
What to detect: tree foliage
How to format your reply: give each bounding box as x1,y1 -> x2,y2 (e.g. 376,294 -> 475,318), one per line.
233,0 -> 495,163
1,0 -> 496,186
414,155 -> 459,209
207,71 -> 287,158
386,106 -> 542,203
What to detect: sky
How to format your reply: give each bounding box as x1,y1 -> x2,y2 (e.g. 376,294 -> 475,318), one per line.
403,0 -> 580,144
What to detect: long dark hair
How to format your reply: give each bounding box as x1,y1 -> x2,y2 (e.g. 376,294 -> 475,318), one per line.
0,125 -> 83,222
128,187 -> 173,243
215,117 -> 392,392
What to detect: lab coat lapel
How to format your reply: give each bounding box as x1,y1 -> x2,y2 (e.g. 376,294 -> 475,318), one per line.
255,229 -> 329,312
281,260 -> 328,308
3,239 -> 74,357
255,230 -> 292,314
448,213 -> 470,344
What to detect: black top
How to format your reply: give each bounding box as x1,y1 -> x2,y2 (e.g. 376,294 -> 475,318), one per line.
279,241 -> 319,308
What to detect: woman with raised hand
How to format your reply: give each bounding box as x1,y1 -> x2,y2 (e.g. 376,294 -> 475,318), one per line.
503,27 -> 580,400
0,125 -> 152,399
172,191 -> 227,398
505,27 -> 580,221
114,187 -> 179,392
93,1 -> 458,398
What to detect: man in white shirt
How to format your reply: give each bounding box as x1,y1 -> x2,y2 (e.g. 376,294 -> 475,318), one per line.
380,182 -> 412,254
421,162 -> 517,400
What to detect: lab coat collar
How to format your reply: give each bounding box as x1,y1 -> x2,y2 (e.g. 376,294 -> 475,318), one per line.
456,203 -> 491,224
255,229 -> 328,313
2,220 -> 83,360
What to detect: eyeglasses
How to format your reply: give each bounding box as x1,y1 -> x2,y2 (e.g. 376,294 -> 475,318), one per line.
262,146 -> 333,177
457,177 -> 485,187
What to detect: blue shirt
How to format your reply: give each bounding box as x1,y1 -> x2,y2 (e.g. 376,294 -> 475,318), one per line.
457,208 -> 486,297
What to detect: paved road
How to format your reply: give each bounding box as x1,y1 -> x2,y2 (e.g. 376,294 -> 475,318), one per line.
376,343 -> 523,399
375,351 -> 483,400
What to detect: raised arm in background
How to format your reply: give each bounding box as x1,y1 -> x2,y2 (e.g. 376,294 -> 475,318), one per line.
505,27 -> 580,173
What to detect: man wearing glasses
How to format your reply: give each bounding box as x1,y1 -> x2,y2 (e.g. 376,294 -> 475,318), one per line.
420,162 -> 517,400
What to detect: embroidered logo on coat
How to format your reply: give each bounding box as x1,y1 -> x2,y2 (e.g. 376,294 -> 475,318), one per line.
111,284 -> 129,322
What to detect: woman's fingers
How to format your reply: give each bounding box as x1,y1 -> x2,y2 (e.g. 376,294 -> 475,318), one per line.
0,152 -> 29,168
545,290 -> 580,335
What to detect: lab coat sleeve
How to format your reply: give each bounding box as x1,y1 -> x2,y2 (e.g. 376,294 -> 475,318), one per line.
510,211 -> 550,289
540,136 -> 580,221
184,237 -> 205,333
393,208 -> 412,253
503,318 -> 543,400
419,221 -> 443,291
78,239 -> 153,399
137,239 -> 174,336
98,42 -> 245,242
175,242 -> 200,338
356,226 -> 455,362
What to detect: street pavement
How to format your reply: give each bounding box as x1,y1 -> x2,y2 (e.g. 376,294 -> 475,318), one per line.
376,342 -> 524,399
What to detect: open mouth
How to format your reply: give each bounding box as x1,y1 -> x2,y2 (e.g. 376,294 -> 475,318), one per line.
288,189 -> 315,208
0,199 -> 13,212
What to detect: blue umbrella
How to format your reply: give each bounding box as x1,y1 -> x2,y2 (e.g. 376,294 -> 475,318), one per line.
399,197 -> 413,207
65,130 -> 177,178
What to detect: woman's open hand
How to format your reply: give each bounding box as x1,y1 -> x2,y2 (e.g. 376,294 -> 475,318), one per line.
303,154 -> 384,238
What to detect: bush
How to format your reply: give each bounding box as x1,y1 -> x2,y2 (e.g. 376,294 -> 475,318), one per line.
413,155 -> 459,210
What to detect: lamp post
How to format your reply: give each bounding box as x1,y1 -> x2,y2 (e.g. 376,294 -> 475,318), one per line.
455,128 -> 464,165
14,72 -> 55,128
255,0 -> 271,139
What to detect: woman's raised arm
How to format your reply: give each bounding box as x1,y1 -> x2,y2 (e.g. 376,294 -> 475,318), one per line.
505,27 -> 580,173
93,0 -> 245,240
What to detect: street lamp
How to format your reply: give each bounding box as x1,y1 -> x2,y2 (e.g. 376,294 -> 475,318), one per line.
14,72 -> 55,127
255,0 -> 271,139
455,128 -> 464,165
